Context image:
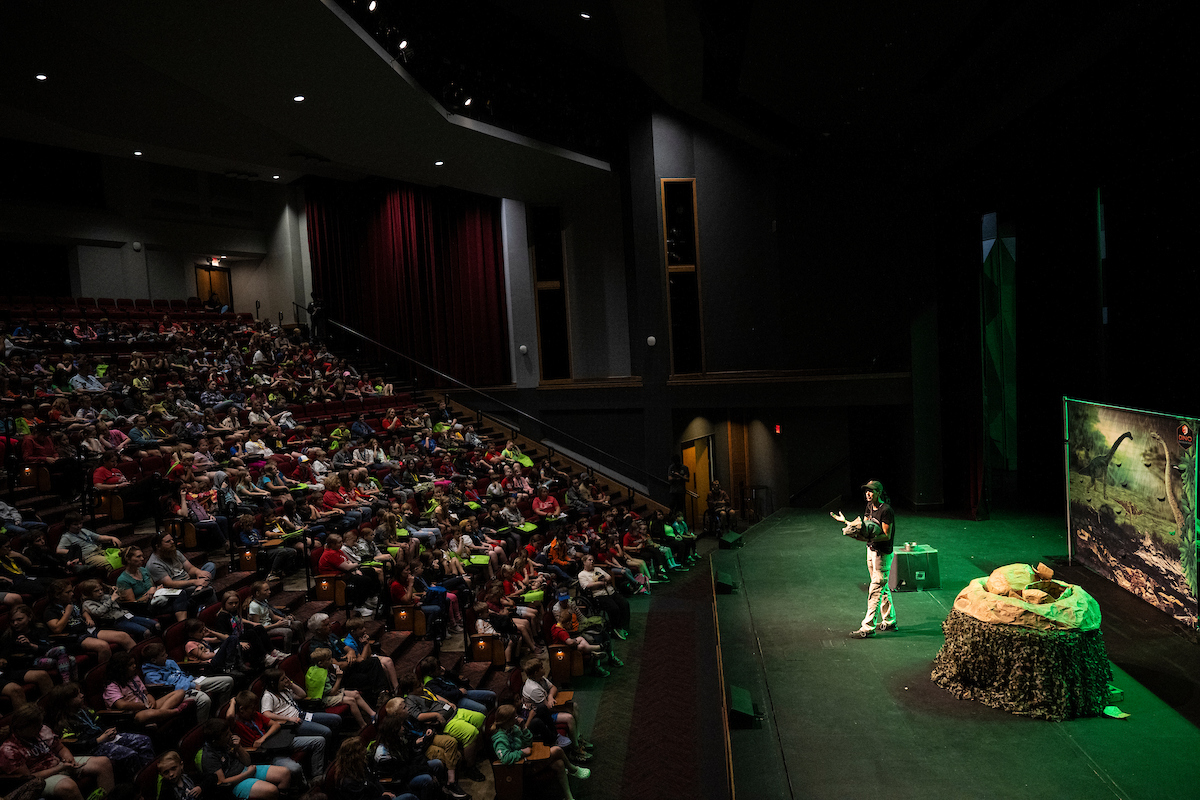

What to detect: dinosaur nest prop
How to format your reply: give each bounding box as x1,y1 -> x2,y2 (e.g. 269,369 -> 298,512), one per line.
952,563 -> 1101,631
931,563 -> 1112,720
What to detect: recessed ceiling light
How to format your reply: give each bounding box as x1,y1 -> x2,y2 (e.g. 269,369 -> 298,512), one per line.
273,175 -> 280,180
434,161 -> 444,166
35,73 -> 47,81
464,97 -> 472,107
580,13 -> 591,19
368,0 -> 377,10
133,150 -> 143,156
399,39 -> 408,49
293,95 -> 305,102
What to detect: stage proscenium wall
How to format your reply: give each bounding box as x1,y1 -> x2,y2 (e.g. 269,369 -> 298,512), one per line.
1065,398 -> 1198,628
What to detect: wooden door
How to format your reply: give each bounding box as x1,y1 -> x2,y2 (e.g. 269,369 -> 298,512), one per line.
682,437 -> 711,529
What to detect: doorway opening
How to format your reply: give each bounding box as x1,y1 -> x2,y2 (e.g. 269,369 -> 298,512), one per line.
195,265 -> 232,313
681,435 -> 713,531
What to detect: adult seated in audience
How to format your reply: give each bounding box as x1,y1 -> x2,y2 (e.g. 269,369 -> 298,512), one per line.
320,475 -> 364,528
91,451 -> 131,497
145,531 -> 215,613
707,479 -> 732,531
55,513 -> 122,573
532,485 -> 562,525
577,554 -> 631,640
117,545 -> 189,622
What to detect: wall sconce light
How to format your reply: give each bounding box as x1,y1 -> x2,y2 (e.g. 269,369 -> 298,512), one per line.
518,345 -> 528,355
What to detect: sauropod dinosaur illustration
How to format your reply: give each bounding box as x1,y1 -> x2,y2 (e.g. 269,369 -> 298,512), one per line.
1084,431 -> 1132,499
1149,432 -> 1185,535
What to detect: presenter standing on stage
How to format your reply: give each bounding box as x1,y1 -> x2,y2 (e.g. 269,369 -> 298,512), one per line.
834,480 -> 896,639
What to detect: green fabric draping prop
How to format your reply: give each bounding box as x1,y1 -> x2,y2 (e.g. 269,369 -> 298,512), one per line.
931,609 -> 1113,721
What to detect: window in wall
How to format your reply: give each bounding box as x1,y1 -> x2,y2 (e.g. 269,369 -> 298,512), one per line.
661,179 -> 704,374
529,206 -> 571,381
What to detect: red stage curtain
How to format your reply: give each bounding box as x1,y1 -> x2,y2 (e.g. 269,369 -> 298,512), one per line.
305,178 -> 510,387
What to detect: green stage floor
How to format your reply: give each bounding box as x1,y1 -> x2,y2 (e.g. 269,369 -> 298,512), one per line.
713,508 -> 1199,800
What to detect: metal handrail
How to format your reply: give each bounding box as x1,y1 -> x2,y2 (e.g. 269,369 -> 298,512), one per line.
299,310 -> 669,491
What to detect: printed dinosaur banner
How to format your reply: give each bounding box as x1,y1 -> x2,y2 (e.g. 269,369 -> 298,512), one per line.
1065,398 -> 1198,628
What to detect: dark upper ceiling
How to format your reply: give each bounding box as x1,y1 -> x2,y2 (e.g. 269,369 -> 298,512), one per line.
0,0 -> 1193,207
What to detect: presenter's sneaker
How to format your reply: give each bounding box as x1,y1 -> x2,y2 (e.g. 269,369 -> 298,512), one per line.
848,628 -> 875,639
876,622 -> 898,632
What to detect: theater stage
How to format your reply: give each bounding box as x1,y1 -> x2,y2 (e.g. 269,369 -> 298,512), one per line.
712,508 -> 1199,800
